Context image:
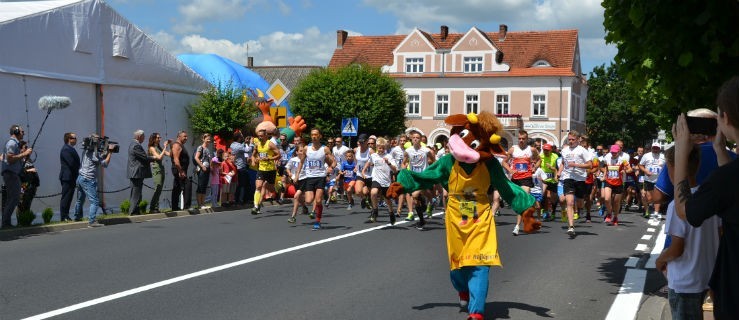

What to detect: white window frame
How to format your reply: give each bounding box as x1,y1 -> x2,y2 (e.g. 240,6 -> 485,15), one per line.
463,56 -> 483,73
405,57 -> 424,73
465,94 -> 479,114
495,94 -> 509,114
436,94 -> 449,116
407,94 -> 420,116
532,94 -> 547,117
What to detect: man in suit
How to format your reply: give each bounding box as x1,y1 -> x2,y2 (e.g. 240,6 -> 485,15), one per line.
127,130 -> 152,215
59,132 -> 81,221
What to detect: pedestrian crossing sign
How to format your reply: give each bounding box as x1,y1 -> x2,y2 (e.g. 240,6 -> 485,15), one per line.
341,118 -> 358,136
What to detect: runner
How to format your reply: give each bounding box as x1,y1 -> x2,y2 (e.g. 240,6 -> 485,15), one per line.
296,128 -> 334,230
580,136 -> 597,222
286,141 -> 307,223
332,136 -> 351,201
354,134 -> 373,210
559,131 -> 593,237
639,142 -> 665,218
403,130 -> 436,226
250,127 -> 281,215
361,138 -> 397,224
503,130 -> 540,235
602,144 -> 631,225
390,134 -> 407,217
339,149 -> 358,210
276,133 -> 295,204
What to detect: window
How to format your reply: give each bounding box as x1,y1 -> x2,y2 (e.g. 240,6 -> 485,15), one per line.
464,56 -> 483,72
405,58 -> 424,73
407,95 -> 420,115
466,94 -> 479,114
496,94 -> 509,114
533,94 -> 546,117
533,60 -> 551,67
436,95 -> 449,116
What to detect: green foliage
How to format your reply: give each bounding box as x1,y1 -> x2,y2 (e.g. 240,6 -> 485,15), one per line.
586,64 -> 659,148
291,65 -> 407,139
188,81 -> 258,142
119,199 -> 131,214
17,210 -> 36,227
138,200 -> 148,214
42,207 -> 54,224
603,0 -> 739,128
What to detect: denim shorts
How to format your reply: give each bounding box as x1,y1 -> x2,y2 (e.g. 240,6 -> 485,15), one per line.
668,288 -> 706,320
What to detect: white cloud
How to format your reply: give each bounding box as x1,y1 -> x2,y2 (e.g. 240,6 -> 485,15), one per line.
173,0 -> 251,35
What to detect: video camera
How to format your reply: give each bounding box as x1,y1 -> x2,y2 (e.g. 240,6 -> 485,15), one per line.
82,135 -> 120,153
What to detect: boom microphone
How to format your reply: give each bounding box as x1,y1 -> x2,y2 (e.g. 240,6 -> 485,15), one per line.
38,96 -> 71,111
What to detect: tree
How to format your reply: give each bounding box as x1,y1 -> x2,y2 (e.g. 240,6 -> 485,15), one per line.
188,82 -> 257,142
603,0 -> 739,128
586,64 -> 659,149
290,65 -> 407,139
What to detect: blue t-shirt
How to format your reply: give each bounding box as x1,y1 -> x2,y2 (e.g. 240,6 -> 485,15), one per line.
341,160 -> 357,183
655,142 -> 737,199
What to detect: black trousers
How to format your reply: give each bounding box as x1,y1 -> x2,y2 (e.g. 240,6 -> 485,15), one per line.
59,179 -> 76,219
235,168 -> 249,204
171,171 -> 191,210
129,178 -> 143,214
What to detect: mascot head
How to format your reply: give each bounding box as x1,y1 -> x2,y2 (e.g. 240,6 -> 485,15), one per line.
444,111 -> 505,164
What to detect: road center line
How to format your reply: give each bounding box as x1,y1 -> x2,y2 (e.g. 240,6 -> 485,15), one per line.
22,214 -> 438,320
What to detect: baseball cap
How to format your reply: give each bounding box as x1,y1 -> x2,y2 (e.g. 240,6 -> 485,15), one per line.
369,135 -> 377,141
610,144 -> 621,153
651,142 -> 661,149
542,144 -> 552,151
358,133 -> 368,142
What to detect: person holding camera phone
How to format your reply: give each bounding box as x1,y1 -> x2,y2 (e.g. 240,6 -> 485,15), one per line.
194,133 -> 213,209
2,125 -> 32,228
147,133 -> 170,213
73,134 -> 113,227
127,130 -> 154,215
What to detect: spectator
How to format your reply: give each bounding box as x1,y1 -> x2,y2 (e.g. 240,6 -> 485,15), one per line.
17,140 -> 39,215
59,132 -> 80,221
221,149 -> 237,206
127,129 -> 153,215
210,149 -> 223,207
170,130 -> 191,211
673,76 -> 739,319
230,131 -> 252,206
74,134 -> 113,227
194,133 -> 213,209
147,132 -> 170,213
2,124 -> 32,228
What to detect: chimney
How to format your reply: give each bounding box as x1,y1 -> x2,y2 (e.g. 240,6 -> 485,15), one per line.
337,30 -> 348,49
440,25 -> 449,41
499,24 -> 508,41
247,57 -> 254,68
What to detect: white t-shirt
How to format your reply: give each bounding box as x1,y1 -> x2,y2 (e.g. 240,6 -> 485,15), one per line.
406,145 -> 431,173
560,145 -> 593,181
639,152 -> 666,183
355,147 -> 372,178
287,156 -> 303,181
332,145 -> 350,168
368,152 -> 396,187
665,194 -> 721,293
390,145 -> 405,165
531,168 -> 547,195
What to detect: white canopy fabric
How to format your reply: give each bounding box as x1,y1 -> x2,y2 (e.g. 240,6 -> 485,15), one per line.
0,0 -> 211,217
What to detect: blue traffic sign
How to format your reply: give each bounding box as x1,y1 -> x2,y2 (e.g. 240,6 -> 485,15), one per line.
341,118 -> 359,137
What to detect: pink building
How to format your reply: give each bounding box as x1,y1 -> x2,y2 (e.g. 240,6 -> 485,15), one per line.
329,25 -> 587,148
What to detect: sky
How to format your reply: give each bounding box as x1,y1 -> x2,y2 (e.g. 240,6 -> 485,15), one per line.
110,0 -> 616,76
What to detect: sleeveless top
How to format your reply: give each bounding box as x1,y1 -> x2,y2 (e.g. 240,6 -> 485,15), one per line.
254,138 -> 276,171
171,142 -> 189,173
510,145 -> 533,180
303,145 -> 327,178
355,146 -> 372,178
149,145 -> 164,175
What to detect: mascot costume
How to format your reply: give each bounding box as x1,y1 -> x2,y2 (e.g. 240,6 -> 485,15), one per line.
387,111 -> 539,320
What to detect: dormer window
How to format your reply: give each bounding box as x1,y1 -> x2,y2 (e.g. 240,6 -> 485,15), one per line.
405,57 -> 424,73
533,60 -> 551,67
464,56 -> 483,72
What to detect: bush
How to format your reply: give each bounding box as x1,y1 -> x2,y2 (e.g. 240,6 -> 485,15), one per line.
138,200 -> 148,214
42,207 -> 54,224
18,210 -> 36,227
119,199 -> 131,214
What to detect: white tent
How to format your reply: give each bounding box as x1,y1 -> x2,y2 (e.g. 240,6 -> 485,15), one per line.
0,0 -> 210,217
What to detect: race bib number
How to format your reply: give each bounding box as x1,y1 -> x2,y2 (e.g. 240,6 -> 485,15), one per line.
344,170 -> 354,178
648,166 -> 661,175
259,152 -> 267,158
607,166 -> 620,179
306,160 -> 321,168
281,153 -> 290,161
411,166 -> 423,173
514,163 -> 529,173
545,172 -> 555,180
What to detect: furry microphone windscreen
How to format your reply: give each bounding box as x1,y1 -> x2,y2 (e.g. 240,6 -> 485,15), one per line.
38,96 -> 71,111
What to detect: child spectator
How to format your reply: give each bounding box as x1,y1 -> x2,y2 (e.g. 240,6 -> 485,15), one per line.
221,150 -> 237,206
209,149 -> 223,207
656,145 -> 720,320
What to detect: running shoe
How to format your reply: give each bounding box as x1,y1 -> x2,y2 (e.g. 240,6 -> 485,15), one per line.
415,220 -> 426,230
542,212 -> 550,221
360,199 -> 367,209
347,204 -> 353,211
598,205 -> 606,217
379,201 -> 387,208
573,212 -> 580,220
425,203 -> 433,219
287,217 -> 296,223
330,195 -> 337,202
312,222 -> 321,230
366,210 -> 377,223
250,207 -> 260,215
495,210 -> 501,217
308,211 -> 315,219
512,225 -> 519,236
612,217 -> 619,226
324,199 -> 330,208
605,214 -> 613,225
459,292 -> 470,311
561,214 -> 567,222
567,226 -> 576,237
405,212 -> 414,221
389,210 -> 396,225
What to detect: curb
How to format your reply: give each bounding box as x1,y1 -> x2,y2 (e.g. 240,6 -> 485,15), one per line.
0,204 -> 257,240
636,293 -> 671,320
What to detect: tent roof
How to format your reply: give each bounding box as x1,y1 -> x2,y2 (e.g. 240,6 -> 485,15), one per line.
0,0 -> 210,94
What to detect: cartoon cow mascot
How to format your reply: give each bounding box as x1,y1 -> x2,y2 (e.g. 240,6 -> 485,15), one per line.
387,111 -> 538,320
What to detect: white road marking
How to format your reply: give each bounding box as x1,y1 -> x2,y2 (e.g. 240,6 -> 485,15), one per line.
647,228 -> 656,233
605,269 -> 647,320
645,224 -> 667,269
624,256 -> 639,268
22,213 -> 443,320
641,235 -> 653,240
635,243 -> 649,252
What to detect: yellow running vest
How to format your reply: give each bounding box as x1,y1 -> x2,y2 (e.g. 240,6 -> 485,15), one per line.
254,138 -> 276,171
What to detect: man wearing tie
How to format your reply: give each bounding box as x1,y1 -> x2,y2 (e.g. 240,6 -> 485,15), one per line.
128,130 -> 152,215
59,132 -> 81,221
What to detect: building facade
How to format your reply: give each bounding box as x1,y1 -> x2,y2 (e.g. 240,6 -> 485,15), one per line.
328,25 -> 587,148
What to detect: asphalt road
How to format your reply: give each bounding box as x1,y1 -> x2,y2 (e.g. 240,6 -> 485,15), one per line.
0,201 -> 659,320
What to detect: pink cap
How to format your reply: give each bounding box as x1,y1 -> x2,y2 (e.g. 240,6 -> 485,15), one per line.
610,144 -> 621,153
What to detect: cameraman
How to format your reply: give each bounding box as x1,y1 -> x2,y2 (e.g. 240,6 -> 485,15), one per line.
2,125 -> 32,228
73,134 -> 113,227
